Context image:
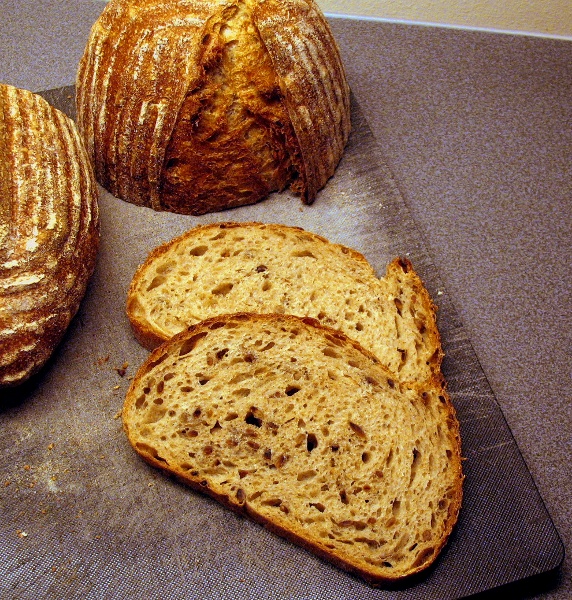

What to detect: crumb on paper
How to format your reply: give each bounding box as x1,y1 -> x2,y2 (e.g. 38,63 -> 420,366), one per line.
115,362 -> 129,377
97,355 -> 110,366
16,530 -> 28,538
114,410 -> 122,420
47,443 -> 54,451
23,465 -> 31,471
113,385 -> 121,390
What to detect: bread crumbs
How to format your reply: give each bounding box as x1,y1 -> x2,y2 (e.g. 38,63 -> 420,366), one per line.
115,362 -> 129,377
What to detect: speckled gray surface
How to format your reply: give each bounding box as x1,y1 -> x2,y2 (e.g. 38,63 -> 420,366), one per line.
0,2 -> 570,599
328,17 -> 572,599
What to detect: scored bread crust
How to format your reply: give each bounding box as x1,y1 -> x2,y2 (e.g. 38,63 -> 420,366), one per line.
123,312 -> 463,584
126,222 -> 443,386
76,0 -> 351,215
0,84 -> 100,387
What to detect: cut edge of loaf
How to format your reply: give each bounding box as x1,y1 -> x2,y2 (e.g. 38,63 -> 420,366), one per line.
123,312 -> 463,585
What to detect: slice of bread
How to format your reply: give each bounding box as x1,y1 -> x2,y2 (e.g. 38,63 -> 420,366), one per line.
123,312 -> 463,584
127,222 -> 443,386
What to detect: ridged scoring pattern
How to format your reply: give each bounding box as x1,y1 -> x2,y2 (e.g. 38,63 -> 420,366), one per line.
253,0 -> 351,200
0,84 -> 99,386
77,0 -> 218,209
76,0 -> 350,213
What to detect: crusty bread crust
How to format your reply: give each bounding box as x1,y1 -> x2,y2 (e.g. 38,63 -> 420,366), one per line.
126,222 -> 443,386
123,312 -> 463,584
0,84 -> 100,387
76,0 -> 350,215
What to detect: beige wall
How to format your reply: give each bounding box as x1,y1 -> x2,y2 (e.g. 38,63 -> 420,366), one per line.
319,0 -> 572,38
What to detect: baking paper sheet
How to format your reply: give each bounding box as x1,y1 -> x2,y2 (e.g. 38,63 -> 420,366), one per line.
0,87 -> 563,600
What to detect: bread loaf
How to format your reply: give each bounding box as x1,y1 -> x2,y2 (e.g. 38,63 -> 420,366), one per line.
76,0 -> 351,215
0,84 -> 100,387
123,312 -> 463,584
126,222 -> 443,386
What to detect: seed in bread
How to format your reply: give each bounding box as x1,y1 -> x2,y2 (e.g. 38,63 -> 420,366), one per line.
0,84 -> 99,387
76,0 -> 351,215
126,222 -> 443,386
123,312 -> 463,584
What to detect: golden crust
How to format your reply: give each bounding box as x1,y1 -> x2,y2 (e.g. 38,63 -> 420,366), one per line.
76,0 -> 350,215
0,84 -> 100,387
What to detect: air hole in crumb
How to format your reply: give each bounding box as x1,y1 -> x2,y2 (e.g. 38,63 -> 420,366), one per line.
146,275 -> 166,291
362,452 -> 371,463
310,502 -> 326,512
292,250 -> 316,258
225,412 -> 238,421
189,245 -> 208,256
297,470 -> 317,481
153,398 -> 163,405
261,498 -> 282,507
212,282 -> 234,295
306,433 -> 318,452
245,410 -> 262,427
322,347 -> 340,359
349,422 -> 367,439
216,348 -> 229,360
285,386 -> 300,396
179,332 -> 208,356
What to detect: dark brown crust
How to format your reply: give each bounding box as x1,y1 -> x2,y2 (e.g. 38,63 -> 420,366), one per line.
0,84 -> 100,387
123,312 -> 463,585
76,0 -> 350,215
253,0 -> 351,202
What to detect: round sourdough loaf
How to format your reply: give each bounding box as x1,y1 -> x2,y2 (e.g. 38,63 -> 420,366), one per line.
0,84 -> 100,387
76,0 -> 351,215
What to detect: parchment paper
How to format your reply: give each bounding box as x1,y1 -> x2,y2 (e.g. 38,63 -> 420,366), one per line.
0,87 -> 563,600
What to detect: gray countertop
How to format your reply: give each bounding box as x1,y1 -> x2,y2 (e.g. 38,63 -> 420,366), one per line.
1,2 -> 570,599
